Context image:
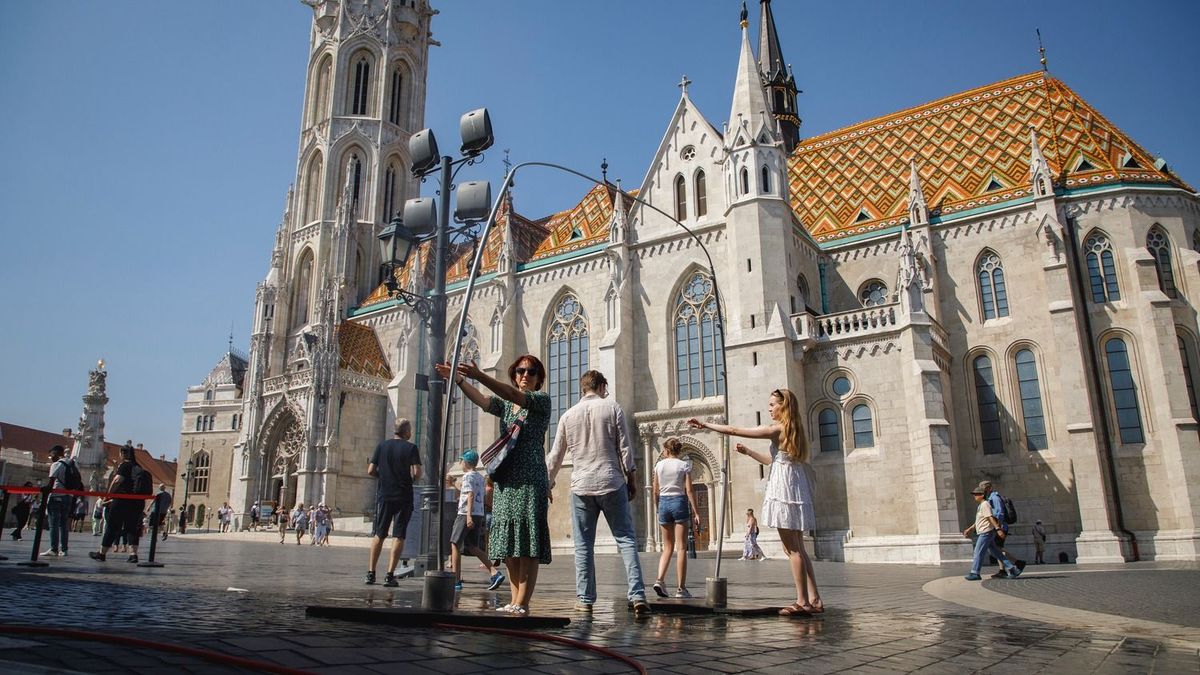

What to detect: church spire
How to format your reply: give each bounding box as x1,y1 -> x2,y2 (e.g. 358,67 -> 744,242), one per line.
757,0 -> 800,151
1029,127 -> 1054,198
729,6 -> 772,143
907,161 -> 929,227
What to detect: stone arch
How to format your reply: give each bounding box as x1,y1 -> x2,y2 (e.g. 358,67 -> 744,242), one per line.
676,434 -> 719,550
260,398 -> 308,507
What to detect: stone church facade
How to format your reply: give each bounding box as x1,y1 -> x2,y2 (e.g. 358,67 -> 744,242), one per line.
181,0 -> 1200,564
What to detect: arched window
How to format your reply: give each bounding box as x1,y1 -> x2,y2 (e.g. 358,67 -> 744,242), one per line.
851,404 -> 874,448
973,355 -> 1003,454
343,153 -> 364,213
448,322 -> 481,460
547,295 -> 589,442
818,408 -> 840,452
1178,334 -> 1199,421
231,414 -> 239,430
293,249 -> 314,327
1014,349 -> 1047,451
1104,338 -> 1144,444
694,170 -> 707,218
760,165 -> 771,194
302,153 -> 323,224
977,252 -> 1009,320
674,272 -> 725,401
797,274 -> 810,311
350,55 -> 371,115
859,280 -> 888,307
674,174 -> 687,221
1147,226 -> 1178,298
309,55 -> 331,126
195,416 -> 202,432
1084,232 -> 1120,303
740,168 -> 749,195
190,452 -> 210,494
204,389 -> 213,401
387,67 -> 404,126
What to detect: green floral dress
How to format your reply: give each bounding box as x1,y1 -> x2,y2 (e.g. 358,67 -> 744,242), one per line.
486,391 -> 552,564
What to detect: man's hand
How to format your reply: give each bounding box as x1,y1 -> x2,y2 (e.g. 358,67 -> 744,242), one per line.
466,515 -> 474,529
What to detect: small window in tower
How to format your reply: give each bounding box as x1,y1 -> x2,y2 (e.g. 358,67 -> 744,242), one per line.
760,166 -> 771,194
855,208 -> 872,223
740,168 -> 749,195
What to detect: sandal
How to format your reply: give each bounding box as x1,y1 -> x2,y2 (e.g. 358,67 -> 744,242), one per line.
808,598 -> 825,614
778,603 -> 811,616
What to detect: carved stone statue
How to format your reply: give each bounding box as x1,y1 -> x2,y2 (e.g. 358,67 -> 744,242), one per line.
87,368 -> 107,397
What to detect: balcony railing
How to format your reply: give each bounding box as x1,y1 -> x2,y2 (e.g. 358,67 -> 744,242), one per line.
794,303 -> 900,343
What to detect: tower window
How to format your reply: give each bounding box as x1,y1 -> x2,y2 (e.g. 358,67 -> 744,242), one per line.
674,174 -> 687,221
740,168 -> 749,195
1147,226 -> 1178,299
977,252 -> 1009,320
351,57 -> 371,116
973,355 -> 1003,454
760,165 -> 771,194
694,170 -> 707,218
1015,349 -> 1047,450
1084,232 -> 1120,303
388,68 -> 403,125
1104,338 -> 1144,444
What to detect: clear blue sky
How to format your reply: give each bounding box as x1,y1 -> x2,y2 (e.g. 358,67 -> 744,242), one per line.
2,1 -> 1197,460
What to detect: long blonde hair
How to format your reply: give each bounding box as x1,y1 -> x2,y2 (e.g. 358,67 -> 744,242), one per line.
772,388 -> 808,463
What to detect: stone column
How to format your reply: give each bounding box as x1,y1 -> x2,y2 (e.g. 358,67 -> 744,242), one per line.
72,360 -> 109,490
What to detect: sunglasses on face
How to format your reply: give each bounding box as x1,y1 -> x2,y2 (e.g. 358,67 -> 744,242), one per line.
514,367 -> 537,376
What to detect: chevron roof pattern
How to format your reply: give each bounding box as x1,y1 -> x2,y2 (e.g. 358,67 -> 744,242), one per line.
336,321 -> 391,378
789,72 -> 1190,244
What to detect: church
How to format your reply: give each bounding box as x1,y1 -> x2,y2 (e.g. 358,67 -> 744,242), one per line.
178,0 -> 1200,564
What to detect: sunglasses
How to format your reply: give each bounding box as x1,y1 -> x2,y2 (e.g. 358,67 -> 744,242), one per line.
514,367 -> 538,376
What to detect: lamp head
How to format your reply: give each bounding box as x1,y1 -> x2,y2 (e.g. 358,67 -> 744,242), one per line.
403,197 -> 438,238
409,128 -> 440,176
459,108 -> 494,156
455,180 -> 492,222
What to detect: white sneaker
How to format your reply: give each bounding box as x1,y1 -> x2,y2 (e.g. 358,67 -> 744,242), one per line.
673,587 -> 693,599
40,549 -> 58,558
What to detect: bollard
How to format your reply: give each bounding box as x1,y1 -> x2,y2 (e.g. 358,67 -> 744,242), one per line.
138,510 -> 164,568
421,570 -> 456,611
18,485 -> 52,567
706,577 -> 728,608
0,490 -> 10,561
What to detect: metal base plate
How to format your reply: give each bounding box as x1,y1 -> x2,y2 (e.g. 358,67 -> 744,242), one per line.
306,605 -> 571,629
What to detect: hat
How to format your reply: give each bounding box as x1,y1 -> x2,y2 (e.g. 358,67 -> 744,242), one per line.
461,450 -> 479,465
971,486 -> 985,495
975,480 -> 992,492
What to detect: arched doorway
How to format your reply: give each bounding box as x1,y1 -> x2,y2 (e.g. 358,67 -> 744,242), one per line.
681,443 -> 715,551
261,403 -> 307,510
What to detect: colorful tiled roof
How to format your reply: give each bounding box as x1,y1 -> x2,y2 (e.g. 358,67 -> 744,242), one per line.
789,72 -> 1191,244
0,421 -> 178,488
336,321 -> 391,378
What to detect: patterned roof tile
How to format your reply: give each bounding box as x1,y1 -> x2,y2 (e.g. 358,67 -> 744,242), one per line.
336,321 -> 391,378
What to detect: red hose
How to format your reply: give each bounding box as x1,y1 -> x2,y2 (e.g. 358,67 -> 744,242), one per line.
432,622 -> 647,674
0,624 -> 314,675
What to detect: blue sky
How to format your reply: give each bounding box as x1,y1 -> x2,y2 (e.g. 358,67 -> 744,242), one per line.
1,0 -> 1197,459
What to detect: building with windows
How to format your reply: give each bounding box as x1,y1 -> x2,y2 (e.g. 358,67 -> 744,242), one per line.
176,348 -> 247,524
185,0 -> 1199,563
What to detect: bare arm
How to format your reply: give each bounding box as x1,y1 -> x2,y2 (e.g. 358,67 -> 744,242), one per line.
367,463 -> 378,478
546,419 -> 569,489
456,362 -> 530,408
687,418 -> 780,441
465,491 -> 476,527
651,471 -> 660,510
434,363 -> 492,409
734,443 -> 772,465
410,463 -> 423,481
684,474 -> 701,526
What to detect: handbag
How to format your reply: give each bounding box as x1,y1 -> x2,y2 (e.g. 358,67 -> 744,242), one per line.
481,407 -> 528,474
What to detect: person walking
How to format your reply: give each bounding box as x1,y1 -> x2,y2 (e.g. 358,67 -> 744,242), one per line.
10,482 -> 35,541
980,481 -> 1026,577
178,506 -> 188,535
91,496 -> 105,537
449,451 -> 504,592
1032,519 -> 1047,564
292,503 -> 309,545
365,419 -> 423,586
44,445 -> 73,557
90,443 -> 150,563
71,496 -> 87,533
250,501 -> 261,531
963,485 -> 1022,580
650,438 -> 701,599
277,504 -> 289,544
689,388 -> 824,616
742,508 -> 765,561
546,370 -> 649,614
437,355 -> 553,616
149,485 -> 173,541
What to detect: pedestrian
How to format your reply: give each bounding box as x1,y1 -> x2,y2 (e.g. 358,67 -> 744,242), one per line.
90,442 -> 151,563
149,485 -> 173,541
278,504 -> 289,543
1032,519 -> 1047,564
292,503 -> 309,544
250,501 -> 261,531
650,438 -> 701,599
217,502 -> 232,533
963,484 -> 1022,580
43,444 -> 73,557
689,388 -> 824,616
980,481 -> 1026,577
9,482 -> 35,541
312,503 -> 330,546
546,369 -> 649,614
178,506 -> 188,535
449,450 -> 504,592
365,419 -> 423,586
742,508 -> 765,561
91,497 -> 105,537
437,355 -> 554,616
71,496 -> 87,533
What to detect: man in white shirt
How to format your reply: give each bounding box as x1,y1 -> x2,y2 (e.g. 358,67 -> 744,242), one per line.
547,370 -> 649,614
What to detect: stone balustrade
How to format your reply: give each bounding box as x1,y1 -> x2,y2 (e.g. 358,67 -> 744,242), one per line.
794,303 -> 900,344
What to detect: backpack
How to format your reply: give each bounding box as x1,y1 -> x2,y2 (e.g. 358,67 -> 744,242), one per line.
61,459 -> 85,492
131,464 -> 154,496
1001,495 -> 1018,524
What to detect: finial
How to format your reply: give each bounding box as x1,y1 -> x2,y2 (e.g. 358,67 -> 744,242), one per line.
740,1 -> 748,28
97,358 -> 105,370
1036,28 -> 1048,72
601,158 -> 609,182
677,74 -> 691,95
228,322 -> 235,353
502,148 -> 512,175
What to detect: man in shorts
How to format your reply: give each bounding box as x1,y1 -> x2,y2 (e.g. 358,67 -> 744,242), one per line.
365,419 -> 422,587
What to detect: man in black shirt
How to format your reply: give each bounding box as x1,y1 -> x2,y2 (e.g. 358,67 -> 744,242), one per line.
365,419 -> 423,586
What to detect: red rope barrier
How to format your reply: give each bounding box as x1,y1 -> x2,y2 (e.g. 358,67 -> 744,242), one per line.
0,486 -> 152,500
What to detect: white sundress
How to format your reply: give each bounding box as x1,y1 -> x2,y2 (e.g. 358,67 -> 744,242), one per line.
761,442 -> 816,531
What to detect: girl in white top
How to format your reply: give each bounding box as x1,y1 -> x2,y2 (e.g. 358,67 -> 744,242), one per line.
688,388 -> 823,616
651,438 -> 701,599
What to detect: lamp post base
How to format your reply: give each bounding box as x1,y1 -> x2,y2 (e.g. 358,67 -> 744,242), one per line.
421,571 -> 456,611
706,577 -> 728,608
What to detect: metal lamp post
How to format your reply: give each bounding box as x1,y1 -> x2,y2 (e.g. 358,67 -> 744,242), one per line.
377,108 -> 494,611
180,459 -> 194,534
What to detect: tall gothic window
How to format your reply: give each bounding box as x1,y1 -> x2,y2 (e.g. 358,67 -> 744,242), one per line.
674,272 -> 725,401
851,404 -> 874,448
190,451 -> 210,494
1084,232 -> 1120,303
859,280 -> 888,307
1014,349 -> 1047,450
1104,338 -> 1144,444
302,153 -> 323,224
760,165 -> 771,194
448,322 -> 481,459
740,168 -> 749,195
382,162 -> 398,222
1147,226 -> 1178,299
350,56 -> 371,115
674,174 -> 687,221
818,408 -> 840,452
977,252 -> 1009,320
310,55 -> 331,126
388,68 -> 404,125
797,274 -> 810,311
293,249 -> 314,327
547,295 -> 589,442
1179,334 -> 1199,422
195,416 -> 202,432
694,170 -> 707,218
973,355 -> 1003,454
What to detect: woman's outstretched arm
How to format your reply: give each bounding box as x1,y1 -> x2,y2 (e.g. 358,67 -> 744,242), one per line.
434,363 -> 491,409
456,362 -> 530,407
687,418 -> 779,440
735,443 -> 772,466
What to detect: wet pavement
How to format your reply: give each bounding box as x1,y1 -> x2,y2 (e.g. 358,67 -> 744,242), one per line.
0,535 -> 1196,673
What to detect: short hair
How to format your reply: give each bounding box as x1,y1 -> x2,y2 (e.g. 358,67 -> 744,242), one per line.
663,438 -> 683,456
394,419 -> 412,437
507,354 -> 546,390
49,444 -> 65,456
579,370 -> 607,393
120,443 -> 135,458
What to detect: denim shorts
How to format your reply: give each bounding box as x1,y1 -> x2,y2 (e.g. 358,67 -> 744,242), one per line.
657,495 -> 690,525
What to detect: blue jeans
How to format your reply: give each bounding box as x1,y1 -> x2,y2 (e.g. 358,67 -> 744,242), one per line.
47,496 -> 72,553
571,490 -> 646,604
971,530 -> 1015,575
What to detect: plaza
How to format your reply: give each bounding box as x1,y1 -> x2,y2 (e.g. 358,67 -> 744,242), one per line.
0,535 -> 1196,673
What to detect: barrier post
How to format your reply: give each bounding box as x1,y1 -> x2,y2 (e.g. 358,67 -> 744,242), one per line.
138,507 -> 164,568
0,490 -> 10,561
17,484 -> 52,567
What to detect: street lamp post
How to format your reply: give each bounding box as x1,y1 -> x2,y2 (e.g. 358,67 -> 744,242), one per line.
180,459 -> 194,535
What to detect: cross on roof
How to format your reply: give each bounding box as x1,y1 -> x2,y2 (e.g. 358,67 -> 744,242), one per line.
678,74 -> 691,94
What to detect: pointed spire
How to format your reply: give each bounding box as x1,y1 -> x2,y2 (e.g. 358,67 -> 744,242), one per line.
907,161 -> 929,227
610,180 -> 628,246
756,0 -> 800,150
758,0 -> 786,82
1036,28 -> 1048,73
729,12 -> 772,142
1029,128 -> 1054,198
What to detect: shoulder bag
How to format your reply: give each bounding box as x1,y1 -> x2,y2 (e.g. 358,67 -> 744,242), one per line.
481,407 -> 528,475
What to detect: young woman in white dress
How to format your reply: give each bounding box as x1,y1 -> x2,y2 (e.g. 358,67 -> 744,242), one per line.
688,388 -> 822,615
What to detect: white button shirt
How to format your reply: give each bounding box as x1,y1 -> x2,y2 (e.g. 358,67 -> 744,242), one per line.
546,392 -> 636,496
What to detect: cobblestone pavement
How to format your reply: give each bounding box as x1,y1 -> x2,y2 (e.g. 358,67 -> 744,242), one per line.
0,536 -> 1196,673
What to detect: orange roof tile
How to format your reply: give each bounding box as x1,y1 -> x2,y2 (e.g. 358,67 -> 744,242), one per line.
336,321 -> 391,378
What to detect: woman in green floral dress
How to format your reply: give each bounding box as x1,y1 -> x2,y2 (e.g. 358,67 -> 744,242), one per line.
438,354 -> 552,614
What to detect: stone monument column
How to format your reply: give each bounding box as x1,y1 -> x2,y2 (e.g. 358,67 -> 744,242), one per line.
72,360 -> 110,489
